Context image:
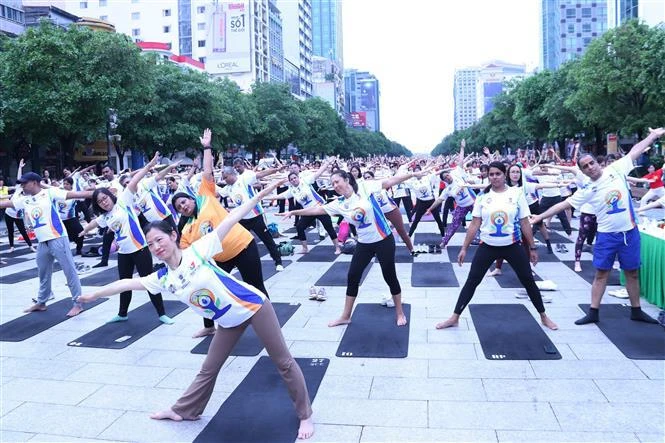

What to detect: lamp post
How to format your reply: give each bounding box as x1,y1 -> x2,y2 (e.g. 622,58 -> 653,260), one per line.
107,108 -> 118,162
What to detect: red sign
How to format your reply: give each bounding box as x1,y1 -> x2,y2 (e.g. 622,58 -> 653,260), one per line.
350,112 -> 367,128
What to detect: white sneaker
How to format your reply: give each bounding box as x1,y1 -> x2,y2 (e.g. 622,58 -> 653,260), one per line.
380,295 -> 395,308
608,288 -> 629,299
275,264 -> 284,272
541,295 -> 552,303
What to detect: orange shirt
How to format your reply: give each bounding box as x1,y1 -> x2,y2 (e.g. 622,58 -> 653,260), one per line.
179,176 -> 253,262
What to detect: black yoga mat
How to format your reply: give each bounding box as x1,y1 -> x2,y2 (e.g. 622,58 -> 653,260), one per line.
0,246 -> 35,258
494,264 -> 542,288
297,245 -> 339,262
392,246 -> 413,263
256,243 -> 269,258
545,231 -> 574,244
0,256 -> 29,267
579,304 -> 665,360
67,300 -> 187,349
447,245 -> 478,263
78,267 -> 120,286
0,298 -> 108,342
194,357 -> 328,443
233,259 -> 292,282
411,262 -> 459,287
470,304 -> 561,360
191,302 -> 301,356
0,262 -> 63,284
414,232 -> 442,245
315,261 -> 372,287
336,303 -> 410,358
563,261 -> 621,286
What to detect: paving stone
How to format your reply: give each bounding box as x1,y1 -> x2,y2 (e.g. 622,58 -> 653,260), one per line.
316,374 -> 373,400
429,400 -> 559,430
326,358 -> 429,378
97,410 -> 206,442
370,376 -> 486,401
496,430 -> 640,442
1,357 -> 87,381
65,362 -> 174,387
313,397 -> 428,427
551,401 -> 664,433
632,360 -> 665,380
307,424 -> 362,443
429,360 -> 536,379
0,430 -> 34,442
361,427 -> 497,442
593,379 -> 665,403
530,360 -> 648,380
483,378 -> 607,403
1,378 -> 102,406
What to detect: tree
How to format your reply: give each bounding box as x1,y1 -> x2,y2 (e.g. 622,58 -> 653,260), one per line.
297,98 -> 345,156
512,72 -> 552,145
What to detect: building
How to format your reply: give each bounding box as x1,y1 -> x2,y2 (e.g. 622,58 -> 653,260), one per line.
344,69 -> 380,132
608,0 -> 665,27
23,4 -> 78,30
311,0 -> 344,115
541,0 -> 608,71
0,0 -> 24,36
277,0 -> 312,98
268,0 -> 284,83
312,55 -> 342,114
453,68 -> 479,131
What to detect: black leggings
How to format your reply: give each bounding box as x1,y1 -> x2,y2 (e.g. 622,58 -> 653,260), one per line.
539,196 -> 572,235
203,239 -> 268,328
408,198 -> 445,237
296,214 -> 337,241
239,215 -> 282,266
393,196 -> 414,222
454,242 -> 546,315
441,196 -> 458,227
347,235 -> 400,297
575,213 -> 597,261
3,213 -> 32,248
63,218 -> 84,254
276,186 -> 288,213
117,247 -> 166,317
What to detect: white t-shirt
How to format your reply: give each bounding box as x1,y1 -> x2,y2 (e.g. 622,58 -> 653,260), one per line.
55,198 -> 77,220
407,176 -> 435,201
96,188 -> 147,254
522,181 -> 540,206
357,179 -> 396,213
472,186 -> 531,246
219,171 -> 263,220
440,181 -> 476,208
391,181 -> 409,198
537,174 -> 561,198
567,156 -> 637,233
136,177 -> 172,222
140,232 -> 266,328
14,188 -> 69,242
5,188 -> 24,219
574,170 -> 594,215
323,192 -> 393,244
284,174 -> 326,208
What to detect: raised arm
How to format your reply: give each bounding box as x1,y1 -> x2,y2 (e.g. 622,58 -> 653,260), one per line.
200,128 -> 215,182
17,158 -> 25,180
155,161 -> 182,181
627,127 -> 665,162
127,152 -> 160,194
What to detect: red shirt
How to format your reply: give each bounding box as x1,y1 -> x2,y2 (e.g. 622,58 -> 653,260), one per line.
644,169 -> 663,189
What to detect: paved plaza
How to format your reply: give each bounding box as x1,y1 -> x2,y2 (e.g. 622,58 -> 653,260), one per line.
1,211 -> 663,443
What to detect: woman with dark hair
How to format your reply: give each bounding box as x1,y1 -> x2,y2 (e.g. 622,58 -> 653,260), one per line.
406,165 -> 446,239
78,180 -> 315,440
436,161 -> 558,331
171,129 -> 271,338
78,153 -> 172,324
280,170 -> 409,327
58,177 -> 85,256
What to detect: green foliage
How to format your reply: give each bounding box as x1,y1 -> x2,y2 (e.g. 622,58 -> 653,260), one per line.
297,97 -> 345,156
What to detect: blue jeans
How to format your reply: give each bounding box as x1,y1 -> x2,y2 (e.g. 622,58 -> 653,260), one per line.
36,236 -> 81,305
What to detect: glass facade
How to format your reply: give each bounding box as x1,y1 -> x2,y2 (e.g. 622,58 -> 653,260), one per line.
268,0 -> 284,83
178,0 -> 192,57
344,69 -> 380,132
311,0 -> 343,65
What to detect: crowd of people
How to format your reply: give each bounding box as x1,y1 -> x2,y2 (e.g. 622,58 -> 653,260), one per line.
1,127 -> 664,439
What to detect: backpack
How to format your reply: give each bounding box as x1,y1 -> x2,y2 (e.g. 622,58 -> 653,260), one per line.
267,222 -> 280,238
340,238 -> 357,255
337,220 -> 350,243
277,241 -> 294,256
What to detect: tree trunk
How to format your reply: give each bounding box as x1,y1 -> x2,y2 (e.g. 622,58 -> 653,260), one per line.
593,126 -> 603,155
113,142 -> 125,170
58,134 -> 77,171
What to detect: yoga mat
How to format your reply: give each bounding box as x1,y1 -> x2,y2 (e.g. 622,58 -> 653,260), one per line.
0,256 -> 29,267
562,261 -> 621,286
79,267 -> 120,286
67,300 -> 187,349
494,264 -> 542,288
194,357 -> 328,443
256,243 -> 269,258
0,246 -> 36,258
335,304 -> 411,358
392,246 -> 414,263
315,261 -> 372,287
579,304 -> 665,360
0,298 -> 108,342
447,245 -> 478,263
414,232 -> 442,245
532,248 -> 561,262
411,262 -> 459,287
545,231 -> 574,244
297,245 -> 339,262
470,304 -> 561,360
0,262 -> 63,284
191,302 -> 301,356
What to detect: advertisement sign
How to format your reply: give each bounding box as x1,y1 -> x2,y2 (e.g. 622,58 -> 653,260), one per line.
208,1 -> 252,74
75,141 -> 109,162
360,80 -> 376,110
349,112 -> 367,128
607,133 -> 618,154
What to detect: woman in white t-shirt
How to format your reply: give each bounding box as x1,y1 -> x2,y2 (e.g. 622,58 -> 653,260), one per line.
436,162 -> 558,331
280,170 -> 408,327
78,180 -> 315,439
406,166 -> 446,238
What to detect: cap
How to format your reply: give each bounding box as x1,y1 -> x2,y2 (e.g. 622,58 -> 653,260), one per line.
17,172 -> 42,184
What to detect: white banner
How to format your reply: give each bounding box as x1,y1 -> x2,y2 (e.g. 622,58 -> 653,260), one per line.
208,1 -> 251,74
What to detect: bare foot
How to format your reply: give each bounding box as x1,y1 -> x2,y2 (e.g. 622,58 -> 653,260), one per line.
66,305 -> 84,317
574,262 -> 582,272
297,249 -> 309,254
150,409 -> 184,421
24,303 -> 47,313
334,249 -> 341,255
435,316 -> 459,329
328,317 -> 351,327
541,315 -> 559,330
192,327 -> 215,338
297,417 -> 315,439
396,313 -> 407,326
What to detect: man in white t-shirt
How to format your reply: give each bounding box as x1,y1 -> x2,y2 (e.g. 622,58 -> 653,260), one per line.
532,127 -> 665,325
0,172 -> 94,316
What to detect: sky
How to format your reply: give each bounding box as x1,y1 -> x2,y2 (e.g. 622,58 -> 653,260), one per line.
342,0 -> 541,153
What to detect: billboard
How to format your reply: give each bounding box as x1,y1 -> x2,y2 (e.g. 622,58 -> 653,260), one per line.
349,112 -> 367,128
208,1 -> 252,75
360,80 -> 377,110
483,82 -> 503,113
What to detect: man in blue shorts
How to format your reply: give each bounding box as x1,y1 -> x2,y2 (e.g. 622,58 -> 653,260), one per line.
532,127 -> 664,325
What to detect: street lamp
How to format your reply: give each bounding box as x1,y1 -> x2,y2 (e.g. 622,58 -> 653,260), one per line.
107,108 -> 118,162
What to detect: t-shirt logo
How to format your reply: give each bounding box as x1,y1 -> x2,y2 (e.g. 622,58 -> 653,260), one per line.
351,207 -> 371,229
605,190 -> 626,214
57,202 -> 67,214
31,207 -> 46,228
233,194 -> 243,206
111,220 -> 127,243
199,221 -> 213,235
138,197 -> 149,213
489,211 -> 509,237
189,289 -> 231,320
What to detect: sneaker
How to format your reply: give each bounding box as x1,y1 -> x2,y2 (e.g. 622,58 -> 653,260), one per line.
560,244 -> 569,253
541,295 -> 553,303
555,243 -> 563,253
77,265 -> 91,275
275,264 -> 284,272
608,288 -> 629,299
316,287 -> 327,301
308,286 -> 318,300
29,246 -> 37,252
381,294 -> 395,308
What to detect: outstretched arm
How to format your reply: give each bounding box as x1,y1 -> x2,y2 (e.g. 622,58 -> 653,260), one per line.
627,127 -> 665,162
127,152 -> 161,194
78,278 -> 146,303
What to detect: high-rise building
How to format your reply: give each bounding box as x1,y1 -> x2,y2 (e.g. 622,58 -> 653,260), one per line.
268,0 -> 284,83
0,0 -> 25,36
312,0 -> 343,65
312,55 -> 343,114
453,61 -> 526,130
344,69 -> 380,132
608,0 -> 665,27
277,0 -> 313,98
453,68 -> 479,131
541,0 -> 608,71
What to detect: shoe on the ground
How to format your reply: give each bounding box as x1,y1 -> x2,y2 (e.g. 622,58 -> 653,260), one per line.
308,286 -> 318,300
381,294 -> 395,308
76,265 -> 91,275
316,287 -> 327,301
275,264 -> 284,272
582,244 -> 593,253
541,295 -> 552,303
560,244 -> 569,253
514,292 -> 529,299
608,288 -> 629,299
30,246 -> 37,252
470,238 -> 481,246
32,294 -> 55,304
82,250 -> 100,258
